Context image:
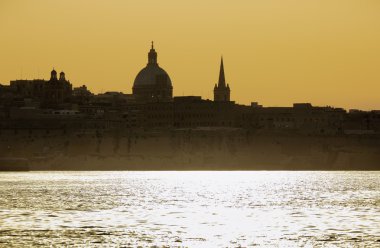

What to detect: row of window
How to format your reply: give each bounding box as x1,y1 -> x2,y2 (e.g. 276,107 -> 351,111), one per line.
257,117 -> 329,122
146,114 -> 219,119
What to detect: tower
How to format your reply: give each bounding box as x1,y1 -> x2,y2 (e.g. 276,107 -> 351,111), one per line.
213,57 -> 230,102
59,71 -> 66,81
50,68 -> 57,81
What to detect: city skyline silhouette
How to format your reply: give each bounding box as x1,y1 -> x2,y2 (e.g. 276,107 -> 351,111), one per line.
1,41 -> 378,111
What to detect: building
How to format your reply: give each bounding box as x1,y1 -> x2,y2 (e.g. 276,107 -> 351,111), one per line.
10,79 -> 45,99
72,85 -> 93,105
42,69 -> 73,108
6,69 -> 73,109
132,42 -> 173,103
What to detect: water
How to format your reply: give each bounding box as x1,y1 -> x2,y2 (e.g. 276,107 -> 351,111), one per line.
0,171 -> 379,247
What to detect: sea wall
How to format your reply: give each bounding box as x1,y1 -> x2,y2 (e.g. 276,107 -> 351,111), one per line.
0,128 -> 379,170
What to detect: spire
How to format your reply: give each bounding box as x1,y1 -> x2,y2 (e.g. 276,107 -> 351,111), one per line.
148,41 -> 157,65
214,56 -> 231,102
218,56 -> 226,87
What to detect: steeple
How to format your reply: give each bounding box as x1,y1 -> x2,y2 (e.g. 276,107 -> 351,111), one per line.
148,41 -> 158,65
218,57 -> 226,87
213,56 -> 231,102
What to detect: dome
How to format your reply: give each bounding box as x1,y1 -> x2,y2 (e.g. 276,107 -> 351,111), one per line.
132,42 -> 173,102
133,64 -> 172,87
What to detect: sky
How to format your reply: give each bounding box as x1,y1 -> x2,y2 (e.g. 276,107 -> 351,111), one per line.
0,0 -> 379,110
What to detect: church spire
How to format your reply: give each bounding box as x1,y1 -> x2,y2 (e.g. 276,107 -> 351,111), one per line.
218,57 -> 226,87
213,56 -> 231,102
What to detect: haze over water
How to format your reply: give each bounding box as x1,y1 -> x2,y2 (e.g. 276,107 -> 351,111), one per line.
0,171 -> 379,247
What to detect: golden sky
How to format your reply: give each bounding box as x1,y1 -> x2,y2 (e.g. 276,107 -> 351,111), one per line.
0,0 -> 379,110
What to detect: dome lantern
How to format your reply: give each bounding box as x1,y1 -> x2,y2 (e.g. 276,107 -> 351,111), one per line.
148,41 -> 158,65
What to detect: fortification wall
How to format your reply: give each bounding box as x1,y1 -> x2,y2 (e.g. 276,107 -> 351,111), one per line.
0,129 -> 379,170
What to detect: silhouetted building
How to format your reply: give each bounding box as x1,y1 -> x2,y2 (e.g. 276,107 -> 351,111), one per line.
343,109 -> 380,134
245,103 -> 346,134
93,92 -> 134,107
10,79 -> 45,99
42,69 -> 72,108
132,42 -> 173,103
72,85 -> 93,105
214,57 -> 230,102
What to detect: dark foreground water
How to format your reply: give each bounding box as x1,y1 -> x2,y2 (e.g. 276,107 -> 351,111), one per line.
0,171 -> 379,247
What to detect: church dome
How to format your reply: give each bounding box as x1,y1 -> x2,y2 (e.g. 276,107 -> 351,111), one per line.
132,42 -> 173,102
133,65 -> 172,87
133,42 -> 172,88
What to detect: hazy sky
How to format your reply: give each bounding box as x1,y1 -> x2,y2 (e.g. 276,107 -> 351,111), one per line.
0,0 -> 379,110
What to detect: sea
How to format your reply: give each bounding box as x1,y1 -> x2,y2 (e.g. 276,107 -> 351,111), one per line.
0,171 -> 379,247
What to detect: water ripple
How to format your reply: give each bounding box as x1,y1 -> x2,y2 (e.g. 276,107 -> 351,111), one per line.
0,171 -> 379,247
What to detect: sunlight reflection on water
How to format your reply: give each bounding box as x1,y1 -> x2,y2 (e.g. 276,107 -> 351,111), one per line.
0,171 -> 379,247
